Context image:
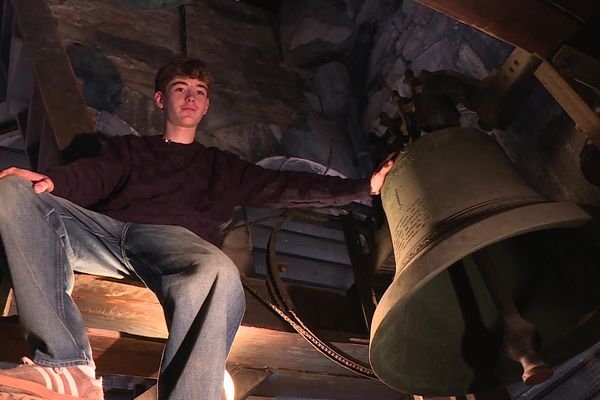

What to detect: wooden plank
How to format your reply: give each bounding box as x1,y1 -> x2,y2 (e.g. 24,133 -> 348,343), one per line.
230,326 -> 370,376
0,318 -> 374,382
85,328 -> 164,378
342,218 -> 376,330
14,0 -> 95,151
0,0 -> 15,72
72,276 -> 168,339
70,275 -> 366,340
25,81 -> 61,171
0,316 -> 38,365
0,263 -> 12,317
471,47 -> 540,130
0,317 -> 390,398
414,0 -> 581,59
6,35 -> 32,116
251,369 -> 403,400
133,384 -> 157,400
534,60 -> 600,146
229,367 -> 270,400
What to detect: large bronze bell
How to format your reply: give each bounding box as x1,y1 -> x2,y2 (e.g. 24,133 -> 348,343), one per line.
371,127 -> 600,396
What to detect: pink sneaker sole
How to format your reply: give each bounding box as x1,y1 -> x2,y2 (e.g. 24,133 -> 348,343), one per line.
0,376 -> 80,400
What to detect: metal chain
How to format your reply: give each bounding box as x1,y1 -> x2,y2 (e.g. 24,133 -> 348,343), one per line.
241,277 -> 378,379
229,207 -> 379,379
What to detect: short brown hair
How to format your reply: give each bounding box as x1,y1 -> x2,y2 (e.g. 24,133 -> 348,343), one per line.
154,56 -> 214,93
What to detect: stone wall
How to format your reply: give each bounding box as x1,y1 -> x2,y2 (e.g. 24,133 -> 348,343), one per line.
47,0 -> 361,176
47,0 -> 600,205
363,0 -> 600,205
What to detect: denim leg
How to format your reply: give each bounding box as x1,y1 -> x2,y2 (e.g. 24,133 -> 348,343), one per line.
0,176 -> 130,367
122,224 -> 245,400
1,176 -> 245,398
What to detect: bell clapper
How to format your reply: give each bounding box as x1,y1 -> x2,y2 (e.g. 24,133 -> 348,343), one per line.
473,248 -> 554,385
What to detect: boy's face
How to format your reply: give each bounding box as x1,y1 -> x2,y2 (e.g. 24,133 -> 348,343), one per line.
154,76 -> 210,129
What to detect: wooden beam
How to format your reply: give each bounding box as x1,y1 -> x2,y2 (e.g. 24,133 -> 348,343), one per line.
0,318 -> 398,399
230,326 -> 370,376
0,318 -> 162,376
25,78 -> 61,172
14,0 -> 95,151
251,368 -> 403,400
0,319 -> 370,378
1,273 -> 371,378
68,274 -> 367,340
71,276 -> 169,339
471,47 -> 540,130
229,367 -> 270,400
0,287 -> 12,317
534,60 -> 600,146
414,0 -> 581,59
133,384 -> 157,400
0,258 -> 13,317
342,217 -> 376,330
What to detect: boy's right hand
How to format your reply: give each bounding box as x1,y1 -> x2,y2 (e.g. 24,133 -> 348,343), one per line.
0,167 -> 55,193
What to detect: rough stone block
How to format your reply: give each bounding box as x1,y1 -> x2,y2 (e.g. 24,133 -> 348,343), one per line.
313,61 -> 351,115
280,0 -> 354,65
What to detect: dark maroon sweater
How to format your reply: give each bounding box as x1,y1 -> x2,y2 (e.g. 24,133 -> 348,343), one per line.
46,134 -> 371,245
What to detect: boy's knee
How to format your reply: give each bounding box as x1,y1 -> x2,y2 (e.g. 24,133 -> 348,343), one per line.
216,255 -> 241,283
0,175 -> 33,200
0,176 -> 32,209
203,253 -> 243,297
0,175 -> 28,191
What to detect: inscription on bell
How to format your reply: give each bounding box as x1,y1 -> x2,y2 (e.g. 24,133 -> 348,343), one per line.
381,128 -> 543,274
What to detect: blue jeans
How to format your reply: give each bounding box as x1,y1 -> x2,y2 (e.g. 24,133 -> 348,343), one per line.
0,176 -> 245,399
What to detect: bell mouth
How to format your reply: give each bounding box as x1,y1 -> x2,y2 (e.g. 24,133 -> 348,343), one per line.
369,201 -> 594,396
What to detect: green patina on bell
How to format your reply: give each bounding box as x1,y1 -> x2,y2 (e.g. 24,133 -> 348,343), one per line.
371,127 -> 600,396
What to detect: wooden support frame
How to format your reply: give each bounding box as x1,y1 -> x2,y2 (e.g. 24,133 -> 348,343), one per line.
0,0 -> 15,73
341,216 -> 377,330
471,47 -> 540,130
414,0 -> 581,59
229,367 -> 271,400
13,0 -> 95,152
0,270 -> 12,317
134,385 -> 158,400
534,60 -> 600,147
24,79 -> 61,171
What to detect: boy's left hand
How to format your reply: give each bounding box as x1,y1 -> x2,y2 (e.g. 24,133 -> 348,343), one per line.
370,159 -> 394,195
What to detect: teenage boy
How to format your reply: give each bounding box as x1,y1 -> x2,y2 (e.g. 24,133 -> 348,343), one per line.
0,56 -> 392,399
